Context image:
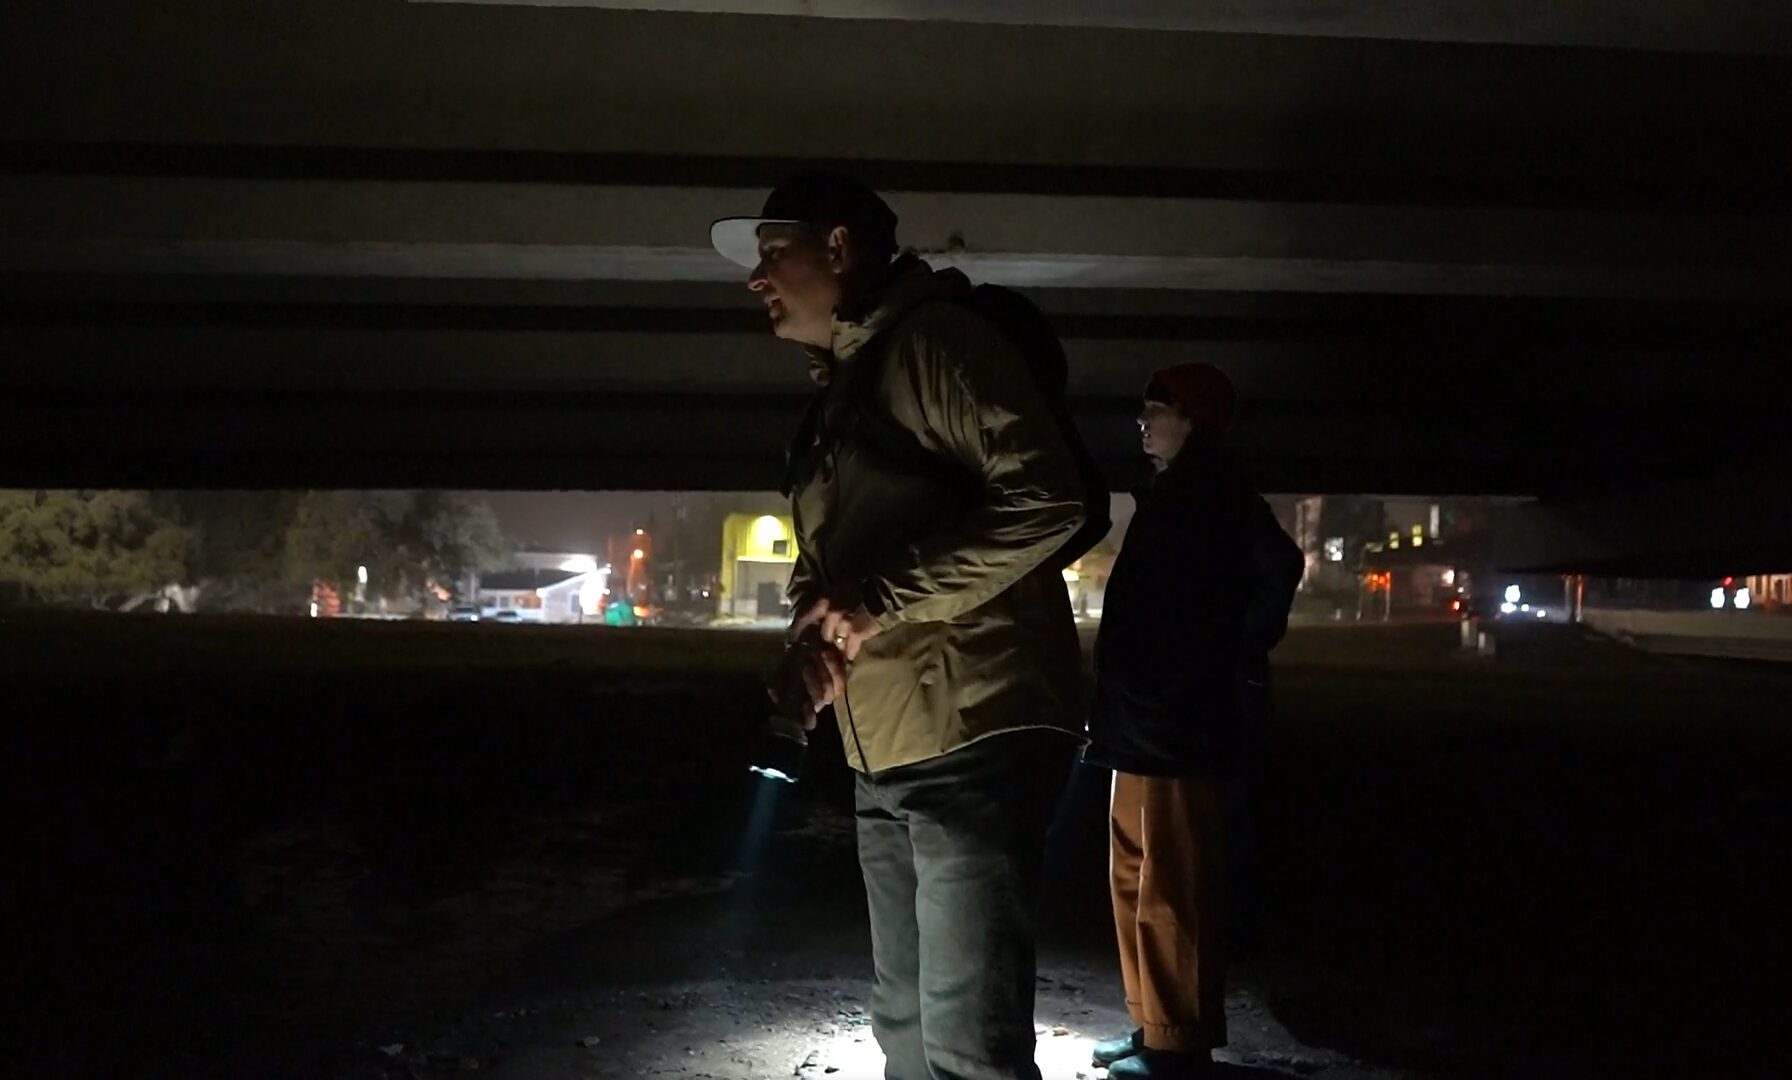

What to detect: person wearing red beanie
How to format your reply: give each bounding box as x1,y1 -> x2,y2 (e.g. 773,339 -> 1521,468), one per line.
1085,362 -> 1303,1078
1143,362 -> 1237,457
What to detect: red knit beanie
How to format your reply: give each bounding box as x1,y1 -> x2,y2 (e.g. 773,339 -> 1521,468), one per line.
1144,362 -> 1236,434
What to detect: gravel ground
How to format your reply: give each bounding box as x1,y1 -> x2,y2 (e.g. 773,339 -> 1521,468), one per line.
317,801 -> 1397,1080
9,614 -> 1790,1078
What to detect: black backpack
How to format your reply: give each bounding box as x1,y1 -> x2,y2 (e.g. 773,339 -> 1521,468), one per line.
784,282 -> 1111,572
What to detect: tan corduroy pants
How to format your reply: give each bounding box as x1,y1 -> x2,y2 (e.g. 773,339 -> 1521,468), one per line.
1109,771 -> 1228,1051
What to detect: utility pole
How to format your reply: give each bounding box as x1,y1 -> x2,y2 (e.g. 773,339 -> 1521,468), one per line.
671,494 -> 686,606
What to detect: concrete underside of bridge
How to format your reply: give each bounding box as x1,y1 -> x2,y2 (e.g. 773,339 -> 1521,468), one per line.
1,1 -> 1788,508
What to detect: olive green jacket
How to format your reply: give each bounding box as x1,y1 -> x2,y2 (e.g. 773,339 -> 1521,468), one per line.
786,258 -> 1087,773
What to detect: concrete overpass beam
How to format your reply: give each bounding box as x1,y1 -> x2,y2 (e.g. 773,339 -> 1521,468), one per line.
3,176 -> 1785,300
1493,474 -> 1792,578
414,0 -> 1792,56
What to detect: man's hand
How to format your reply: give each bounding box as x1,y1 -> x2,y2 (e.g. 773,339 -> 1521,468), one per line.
820,604 -> 881,663
790,597 -> 884,718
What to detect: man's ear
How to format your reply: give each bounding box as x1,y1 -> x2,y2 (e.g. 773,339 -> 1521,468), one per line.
826,225 -> 852,274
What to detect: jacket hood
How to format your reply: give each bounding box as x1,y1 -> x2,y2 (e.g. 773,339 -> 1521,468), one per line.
805,256 -> 969,386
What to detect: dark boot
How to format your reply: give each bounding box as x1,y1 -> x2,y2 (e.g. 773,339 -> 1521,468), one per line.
1091,1028 -> 1143,1068
1105,1047 -> 1213,1078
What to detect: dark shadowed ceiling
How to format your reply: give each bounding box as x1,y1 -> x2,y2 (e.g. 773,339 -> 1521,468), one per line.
1,1 -> 1787,495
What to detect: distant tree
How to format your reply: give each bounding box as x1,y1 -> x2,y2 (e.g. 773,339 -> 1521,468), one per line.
410,491 -> 509,596
0,489 -> 510,613
0,490 -> 193,607
282,490 -> 408,596
170,490 -> 303,612
283,491 -> 509,605
1322,495 -> 1388,568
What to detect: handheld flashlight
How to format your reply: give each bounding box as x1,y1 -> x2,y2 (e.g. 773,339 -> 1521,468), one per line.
751,628 -> 822,783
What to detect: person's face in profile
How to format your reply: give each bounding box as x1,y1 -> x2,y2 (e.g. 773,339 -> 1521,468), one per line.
747,223 -> 845,349
1139,400 -> 1194,468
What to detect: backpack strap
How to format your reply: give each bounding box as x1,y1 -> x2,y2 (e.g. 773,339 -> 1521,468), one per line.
834,304 -> 971,487
779,391 -> 826,498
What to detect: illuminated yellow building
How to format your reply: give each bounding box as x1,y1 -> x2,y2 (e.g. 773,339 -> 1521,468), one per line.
719,513 -> 799,618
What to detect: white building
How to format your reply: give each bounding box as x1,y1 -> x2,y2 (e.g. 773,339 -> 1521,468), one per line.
476,567 -> 606,624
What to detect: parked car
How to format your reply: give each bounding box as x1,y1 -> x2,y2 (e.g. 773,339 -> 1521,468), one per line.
489,609 -> 522,624
448,605 -> 481,622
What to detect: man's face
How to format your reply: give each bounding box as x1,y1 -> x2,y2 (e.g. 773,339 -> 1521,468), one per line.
747,224 -> 842,348
1139,400 -> 1194,468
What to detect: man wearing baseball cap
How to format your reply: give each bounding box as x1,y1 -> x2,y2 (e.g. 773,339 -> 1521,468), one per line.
1083,364 -> 1303,1078
713,173 -> 1089,1080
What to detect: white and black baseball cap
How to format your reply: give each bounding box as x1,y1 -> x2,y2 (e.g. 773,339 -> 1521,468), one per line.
710,171 -> 899,269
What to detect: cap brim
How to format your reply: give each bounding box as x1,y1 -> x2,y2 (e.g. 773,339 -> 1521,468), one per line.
709,217 -> 802,269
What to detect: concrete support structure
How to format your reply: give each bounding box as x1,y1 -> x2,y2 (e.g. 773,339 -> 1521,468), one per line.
0,0 -> 1787,548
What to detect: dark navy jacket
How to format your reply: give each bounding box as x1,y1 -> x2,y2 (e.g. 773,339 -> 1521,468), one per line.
1086,444 -> 1304,777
